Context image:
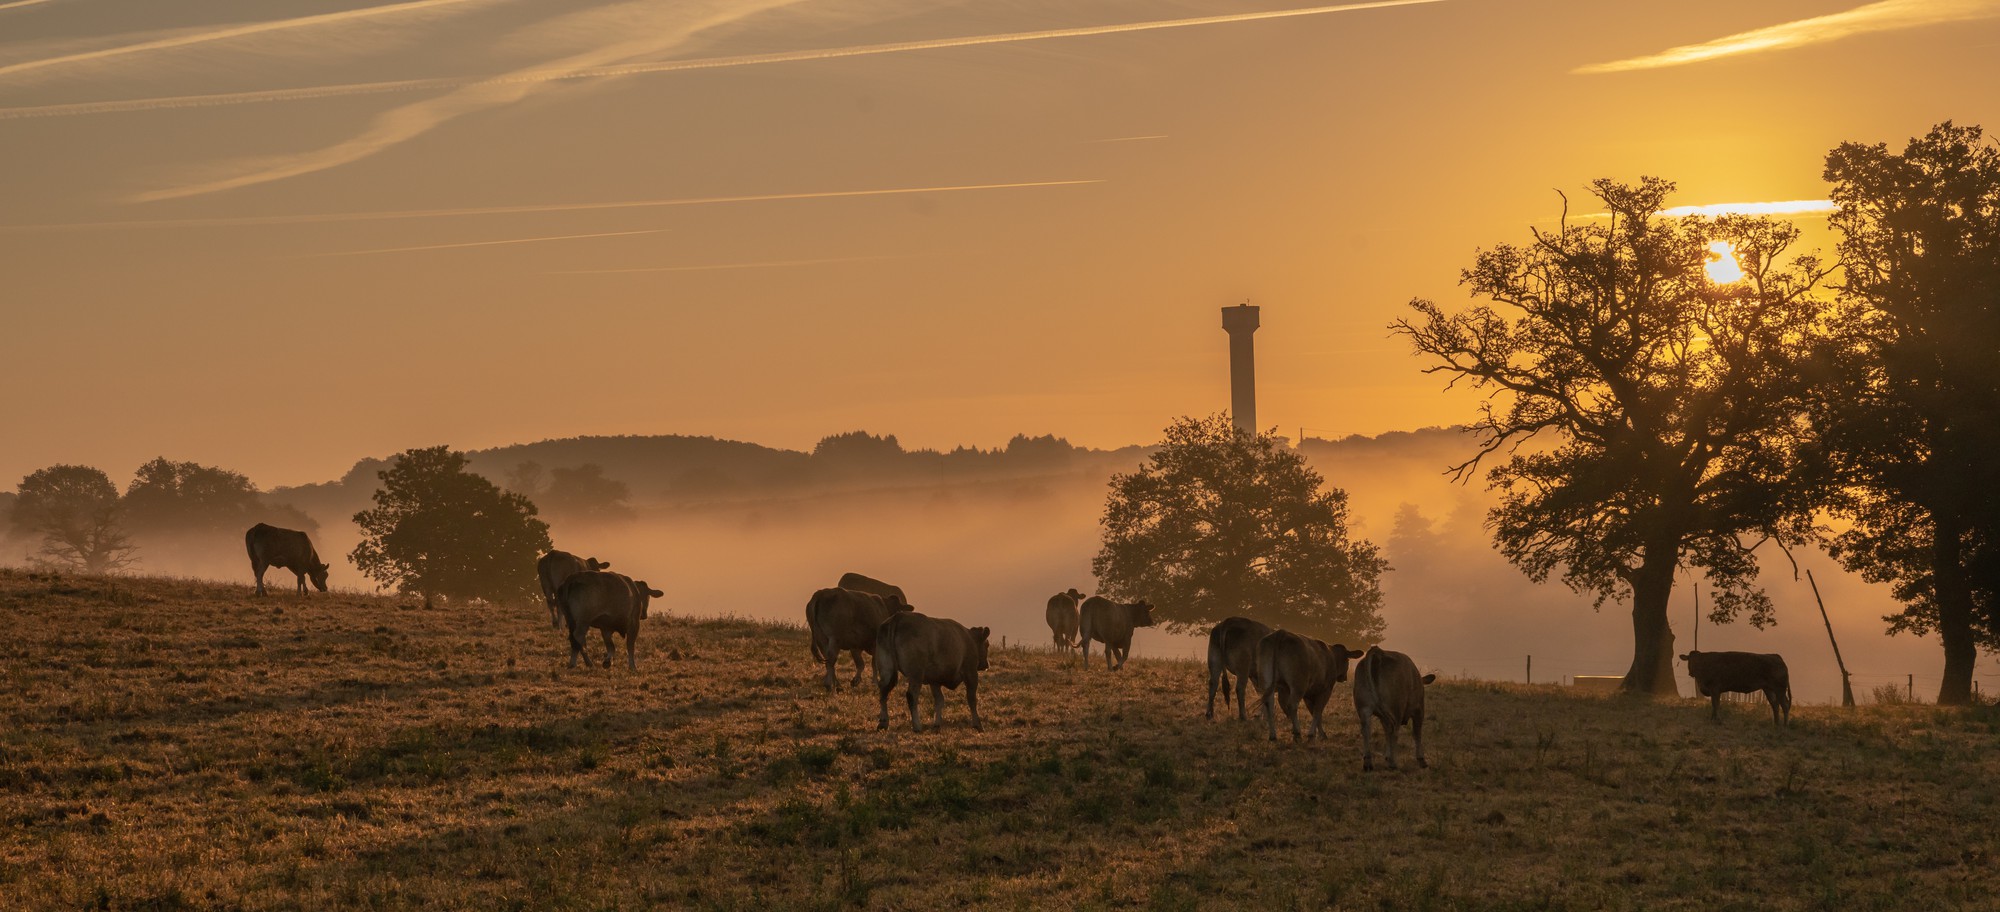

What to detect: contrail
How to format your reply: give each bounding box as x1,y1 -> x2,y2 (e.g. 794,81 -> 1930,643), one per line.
0,0 -> 490,81
551,254 -> 907,275
1575,0 -> 2000,74
1566,199 -> 1837,220
0,0 -> 59,12
0,0 -> 1445,120
0,179 -> 1103,232
303,228 -> 666,257
1088,135 -> 1169,144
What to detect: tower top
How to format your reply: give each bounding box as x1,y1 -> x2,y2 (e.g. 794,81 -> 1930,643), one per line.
1222,302 -> 1260,333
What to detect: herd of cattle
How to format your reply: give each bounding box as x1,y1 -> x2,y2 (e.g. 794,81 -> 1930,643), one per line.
242,524 -> 1799,770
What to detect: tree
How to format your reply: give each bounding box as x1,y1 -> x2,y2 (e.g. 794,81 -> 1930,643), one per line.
123,457 -> 263,535
1393,178 -> 1830,695
350,446 -> 553,607
1092,414 -> 1387,645
12,465 -> 138,573
503,461 -> 547,499
541,464 -> 635,522
1814,122 -> 2000,703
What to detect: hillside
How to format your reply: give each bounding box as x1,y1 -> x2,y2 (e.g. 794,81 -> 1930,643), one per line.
5,571 -> 1998,910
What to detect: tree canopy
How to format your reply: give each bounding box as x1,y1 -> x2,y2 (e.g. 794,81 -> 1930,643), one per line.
350,446 -> 553,607
1092,414 -> 1386,646
12,465 -> 138,574
1394,177 -> 1830,694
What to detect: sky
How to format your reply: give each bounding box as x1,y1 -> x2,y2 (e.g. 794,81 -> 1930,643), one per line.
3,0 -> 1998,489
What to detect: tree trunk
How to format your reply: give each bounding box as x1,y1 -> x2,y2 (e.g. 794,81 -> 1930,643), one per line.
1932,510 -> 1976,705
1622,543 -> 1682,696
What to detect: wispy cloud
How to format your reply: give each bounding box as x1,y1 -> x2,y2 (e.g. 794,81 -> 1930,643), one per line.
0,179 -> 1103,231
303,228 -> 665,257
0,0 -> 1442,122
1659,199 -> 1836,218
0,0 -> 60,12
0,0 -> 491,80
551,254 -> 908,274
1087,135 -> 1169,144
1575,0 -> 2000,74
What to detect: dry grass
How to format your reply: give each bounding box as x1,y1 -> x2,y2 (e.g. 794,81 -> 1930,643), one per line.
4,569 -> 1999,911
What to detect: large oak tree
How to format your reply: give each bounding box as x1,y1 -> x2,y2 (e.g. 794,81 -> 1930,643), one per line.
1394,178 -> 1829,695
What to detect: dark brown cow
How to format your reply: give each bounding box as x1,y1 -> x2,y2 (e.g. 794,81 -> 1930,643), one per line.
1206,616 -> 1274,720
1353,646 -> 1435,771
245,523 -> 329,596
557,571 -> 662,670
1045,588 -> 1084,653
1077,596 -> 1155,670
1681,650 -> 1792,727
806,587 -> 913,690
537,550 -> 610,629
874,612 -> 990,732
1256,630 -> 1362,741
817,573 -> 912,662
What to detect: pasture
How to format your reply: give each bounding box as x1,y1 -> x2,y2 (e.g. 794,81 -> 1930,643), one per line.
3,569 -> 1997,910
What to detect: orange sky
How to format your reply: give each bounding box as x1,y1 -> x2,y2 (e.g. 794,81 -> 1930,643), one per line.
3,0 -> 1996,488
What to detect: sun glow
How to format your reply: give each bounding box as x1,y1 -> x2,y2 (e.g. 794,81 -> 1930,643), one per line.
1704,240 -> 1744,284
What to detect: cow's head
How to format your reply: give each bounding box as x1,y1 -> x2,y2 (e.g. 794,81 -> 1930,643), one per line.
308,562 -> 330,592
587,558 -> 611,571
1330,644 -> 1362,683
632,580 -> 665,619
1129,600 -> 1157,627
887,594 -> 916,614
1066,588 -> 1085,600
970,626 -> 991,671
1678,651 -> 1702,663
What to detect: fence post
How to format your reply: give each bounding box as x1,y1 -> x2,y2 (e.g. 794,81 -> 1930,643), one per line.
1527,655 -> 1532,685
1908,674 -> 1914,702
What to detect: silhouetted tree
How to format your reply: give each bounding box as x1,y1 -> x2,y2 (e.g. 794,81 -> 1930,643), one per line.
12,465 -> 138,573
541,464 -> 634,522
812,431 -> 904,478
124,458 -> 262,535
350,446 -> 552,607
1092,415 -> 1387,644
1394,178 -> 1830,695
503,461 -> 547,499
1813,122 -> 2000,704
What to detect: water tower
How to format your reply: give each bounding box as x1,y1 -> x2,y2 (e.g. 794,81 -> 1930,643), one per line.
1221,302 -> 1260,434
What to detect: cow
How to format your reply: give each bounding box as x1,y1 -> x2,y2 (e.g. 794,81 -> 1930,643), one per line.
1045,588 -> 1085,653
817,573 -> 912,662
245,523 -> 329,596
537,550 -> 611,629
1353,646 -> 1435,771
1680,650 -> 1792,727
1077,596 -> 1156,670
1256,629 -> 1362,742
556,570 -> 662,670
1207,616 -> 1274,720
875,612 -> 990,732
805,587 -> 914,690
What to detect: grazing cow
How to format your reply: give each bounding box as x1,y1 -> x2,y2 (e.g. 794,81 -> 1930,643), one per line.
537,550 -> 610,629
875,612 -> 990,732
1353,646 -> 1435,771
1045,588 -> 1085,653
1078,596 -> 1156,670
806,587 -> 913,690
820,573 -> 911,662
1256,630 -> 1362,742
1207,616 -> 1275,720
244,523 -> 329,596
1681,650 -> 1792,727
557,570 -> 662,670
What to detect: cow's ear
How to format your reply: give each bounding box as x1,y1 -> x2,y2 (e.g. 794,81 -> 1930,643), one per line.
972,626 -> 990,640
647,587 -> 664,598
1677,653 -> 1690,661
1421,673 -> 1437,685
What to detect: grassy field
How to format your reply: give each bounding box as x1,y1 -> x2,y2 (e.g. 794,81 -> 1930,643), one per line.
4,570 -> 1999,911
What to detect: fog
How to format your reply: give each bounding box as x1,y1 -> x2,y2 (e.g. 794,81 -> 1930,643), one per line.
66,428 -> 1985,707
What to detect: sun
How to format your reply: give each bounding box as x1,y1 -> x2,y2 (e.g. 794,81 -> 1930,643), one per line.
1704,240 -> 1744,283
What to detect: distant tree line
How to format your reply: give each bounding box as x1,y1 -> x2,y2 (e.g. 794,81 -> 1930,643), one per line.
4,458 -> 315,574
1393,122 -> 2000,703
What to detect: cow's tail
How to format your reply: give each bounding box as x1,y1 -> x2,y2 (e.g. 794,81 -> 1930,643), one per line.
874,615 -> 901,688
805,591 -> 826,662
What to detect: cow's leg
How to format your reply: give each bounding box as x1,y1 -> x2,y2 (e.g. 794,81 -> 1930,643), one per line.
821,637 -> 840,691
1307,690 -> 1330,740
1239,674 -> 1256,721
1358,709 -> 1376,771
1710,693 -> 1722,722
1283,689 -> 1303,742
965,678 -> 981,731
1263,685 -> 1280,741
600,629 -> 615,668
1114,644 -> 1128,670
930,684 -> 945,728
252,560 -> 268,596
625,627 -> 637,671
1383,713 -> 1401,770
906,680 -> 922,732
568,627 -> 586,669
294,571 -> 308,596
1207,667 -> 1221,720
1413,708 -> 1428,768
876,668 -> 897,730
1766,689 -> 1782,728
1079,635 -> 1090,668
850,649 -> 867,687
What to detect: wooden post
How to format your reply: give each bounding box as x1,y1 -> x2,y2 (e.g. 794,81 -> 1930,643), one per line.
1527,655 -> 1532,685
1908,674 -> 1914,702
1806,569 -> 1855,708
1692,582 -> 1700,651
